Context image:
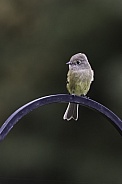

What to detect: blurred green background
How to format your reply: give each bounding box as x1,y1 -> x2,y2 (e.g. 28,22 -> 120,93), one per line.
0,0 -> 122,183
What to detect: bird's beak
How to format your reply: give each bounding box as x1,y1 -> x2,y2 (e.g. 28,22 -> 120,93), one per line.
66,61 -> 71,65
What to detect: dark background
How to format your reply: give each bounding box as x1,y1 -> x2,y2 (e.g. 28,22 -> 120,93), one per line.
0,0 -> 122,183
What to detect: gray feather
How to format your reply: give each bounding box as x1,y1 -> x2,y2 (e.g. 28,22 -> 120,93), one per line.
63,103 -> 79,121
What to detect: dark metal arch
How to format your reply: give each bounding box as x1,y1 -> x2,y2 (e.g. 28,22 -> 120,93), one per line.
0,94 -> 122,141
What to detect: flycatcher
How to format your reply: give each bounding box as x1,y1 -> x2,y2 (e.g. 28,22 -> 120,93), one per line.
63,53 -> 94,121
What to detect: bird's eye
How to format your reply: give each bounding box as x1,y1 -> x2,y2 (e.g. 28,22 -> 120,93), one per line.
76,60 -> 81,65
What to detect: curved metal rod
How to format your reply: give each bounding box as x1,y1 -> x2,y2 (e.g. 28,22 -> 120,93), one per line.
0,94 -> 122,141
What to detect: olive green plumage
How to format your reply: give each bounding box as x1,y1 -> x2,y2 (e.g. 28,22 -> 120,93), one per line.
67,69 -> 93,96
63,53 -> 94,121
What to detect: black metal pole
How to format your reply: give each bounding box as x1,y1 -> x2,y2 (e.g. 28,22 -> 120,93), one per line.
0,94 -> 122,141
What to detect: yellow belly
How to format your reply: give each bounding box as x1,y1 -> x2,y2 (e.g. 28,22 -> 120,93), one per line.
67,69 -> 92,96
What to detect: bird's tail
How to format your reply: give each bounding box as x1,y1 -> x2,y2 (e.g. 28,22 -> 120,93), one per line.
63,103 -> 79,121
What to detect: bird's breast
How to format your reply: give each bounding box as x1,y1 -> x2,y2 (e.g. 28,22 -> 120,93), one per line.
67,69 -> 93,95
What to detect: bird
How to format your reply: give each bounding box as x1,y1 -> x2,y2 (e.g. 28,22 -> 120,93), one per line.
63,53 -> 94,121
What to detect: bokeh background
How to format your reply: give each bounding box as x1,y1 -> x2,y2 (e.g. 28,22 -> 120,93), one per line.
0,0 -> 122,183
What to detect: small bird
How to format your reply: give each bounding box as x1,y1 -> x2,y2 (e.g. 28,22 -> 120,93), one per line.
63,53 -> 94,121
